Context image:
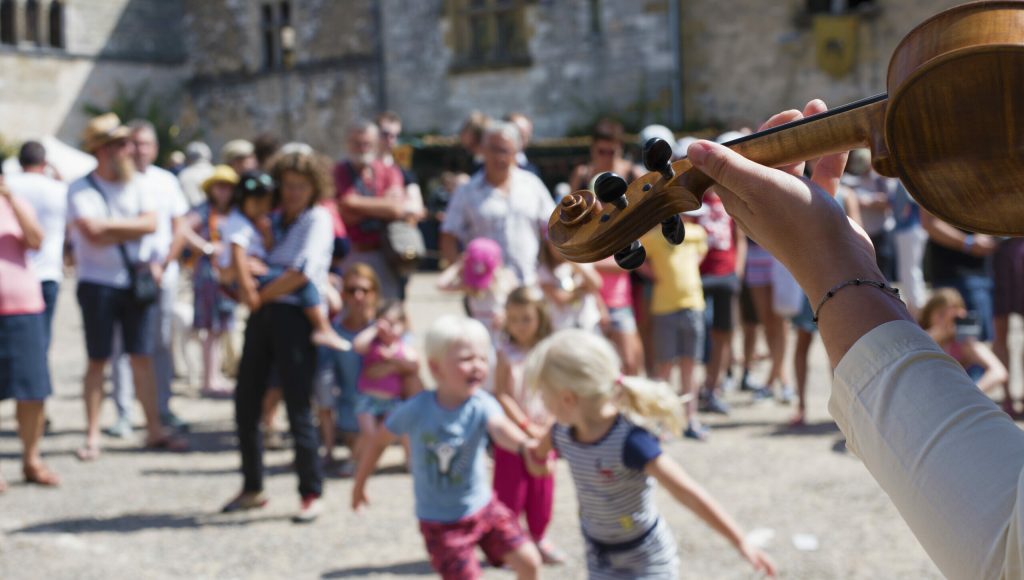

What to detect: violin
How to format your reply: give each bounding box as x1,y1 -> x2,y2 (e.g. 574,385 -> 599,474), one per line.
549,0 -> 1024,267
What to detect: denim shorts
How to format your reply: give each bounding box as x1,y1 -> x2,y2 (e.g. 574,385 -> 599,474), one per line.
354,391 -> 401,418
651,308 -> 705,363
0,313 -> 52,401
76,281 -> 158,360
606,306 -> 638,333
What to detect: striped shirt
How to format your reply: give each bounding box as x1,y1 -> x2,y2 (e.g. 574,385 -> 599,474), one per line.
552,415 -> 663,543
267,206 -> 334,306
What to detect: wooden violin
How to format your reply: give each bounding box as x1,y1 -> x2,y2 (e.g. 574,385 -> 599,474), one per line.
549,0 -> 1024,266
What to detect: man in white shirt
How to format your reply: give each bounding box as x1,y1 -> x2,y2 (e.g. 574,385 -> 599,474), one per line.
67,113 -> 183,459
106,120 -> 192,437
177,141 -> 214,208
6,141 -> 67,351
441,121 -> 555,286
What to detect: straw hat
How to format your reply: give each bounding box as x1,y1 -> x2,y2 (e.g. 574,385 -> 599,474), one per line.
82,113 -> 131,153
220,139 -> 255,163
201,164 -> 240,193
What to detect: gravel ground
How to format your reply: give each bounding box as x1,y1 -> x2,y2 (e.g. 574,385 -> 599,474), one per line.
1,273 -> 1020,579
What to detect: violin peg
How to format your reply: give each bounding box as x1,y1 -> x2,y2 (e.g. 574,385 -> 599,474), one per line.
642,138 -> 675,180
594,172 -> 629,209
613,240 -> 646,270
661,214 -> 685,245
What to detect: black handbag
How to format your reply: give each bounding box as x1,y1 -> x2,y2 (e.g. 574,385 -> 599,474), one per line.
383,219 -> 426,276
87,174 -> 160,305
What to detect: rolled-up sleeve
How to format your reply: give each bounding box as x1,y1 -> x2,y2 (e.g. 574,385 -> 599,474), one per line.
830,320 -> 1024,580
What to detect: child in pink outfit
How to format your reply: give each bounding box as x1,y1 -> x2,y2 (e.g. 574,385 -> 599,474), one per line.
437,237 -> 517,344
493,286 -> 564,565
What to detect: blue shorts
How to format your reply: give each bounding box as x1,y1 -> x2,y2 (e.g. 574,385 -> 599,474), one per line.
76,281 -> 158,360
256,266 -> 320,309
606,306 -> 638,333
355,392 -> 401,418
0,313 -> 52,401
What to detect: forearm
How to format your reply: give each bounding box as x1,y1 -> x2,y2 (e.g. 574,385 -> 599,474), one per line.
340,196 -> 404,221
920,210 -> 968,251
650,456 -> 747,550
95,214 -> 158,241
164,218 -> 189,266
257,269 -> 308,302
440,233 -> 460,266
829,321 -> 1024,579
8,198 -> 44,250
488,415 -> 530,454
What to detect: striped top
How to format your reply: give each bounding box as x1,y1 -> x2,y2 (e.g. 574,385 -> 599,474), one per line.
267,206 -> 334,306
552,414 -> 663,544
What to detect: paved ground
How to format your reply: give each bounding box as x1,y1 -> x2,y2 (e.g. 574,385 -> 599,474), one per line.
1,273 -> 1021,579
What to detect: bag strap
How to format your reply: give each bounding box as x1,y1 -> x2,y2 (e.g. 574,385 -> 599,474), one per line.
86,173 -> 138,284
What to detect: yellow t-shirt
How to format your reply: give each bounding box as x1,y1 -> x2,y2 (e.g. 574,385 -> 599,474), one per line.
640,222 -> 708,315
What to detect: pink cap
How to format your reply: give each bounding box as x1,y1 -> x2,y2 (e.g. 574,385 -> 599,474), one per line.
463,238 -> 503,290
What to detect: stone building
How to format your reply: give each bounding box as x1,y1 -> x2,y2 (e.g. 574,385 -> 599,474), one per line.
0,0 -> 968,158
0,0 -> 186,148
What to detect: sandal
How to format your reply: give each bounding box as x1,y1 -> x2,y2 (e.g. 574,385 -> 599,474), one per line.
537,540 -> 567,565
23,463 -> 60,487
144,435 -> 189,452
75,444 -> 101,462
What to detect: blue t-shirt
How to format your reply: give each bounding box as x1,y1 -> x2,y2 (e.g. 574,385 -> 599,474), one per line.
385,389 -> 503,523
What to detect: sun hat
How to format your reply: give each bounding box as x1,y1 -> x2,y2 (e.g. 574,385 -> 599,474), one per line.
201,164 -> 240,194
82,113 -> 131,153
462,238 -> 503,291
220,139 -> 255,163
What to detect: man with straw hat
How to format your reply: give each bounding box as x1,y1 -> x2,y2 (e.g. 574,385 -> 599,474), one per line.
66,113 -> 186,460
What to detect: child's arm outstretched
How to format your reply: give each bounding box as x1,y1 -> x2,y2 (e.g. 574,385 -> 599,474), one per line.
351,425 -> 397,511
351,325 -> 379,355
647,455 -> 777,577
487,413 -> 552,477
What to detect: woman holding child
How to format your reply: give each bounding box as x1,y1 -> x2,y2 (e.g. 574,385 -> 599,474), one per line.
222,149 -> 335,523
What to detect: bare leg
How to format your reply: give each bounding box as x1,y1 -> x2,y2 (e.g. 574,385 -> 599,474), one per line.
792,329 -> 814,424
201,331 -> 229,393
318,407 -> 336,463
82,359 -> 107,457
304,307 -> 351,352
503,541 -> 541,580
262,387 -> 283,432
129,355 -> 167,443
705,328 -> 732,394
993,315 -> 1014,412
750,285 -> 791,388
354,413 -> 378,467
607,329 -> 643,376
679,357 -> 699,426
17,401 -> 45,468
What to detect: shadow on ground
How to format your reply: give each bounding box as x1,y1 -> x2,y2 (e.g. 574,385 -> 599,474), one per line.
12,511 -> 294,534
768,420 -> 840,437
321,560 -> 435,577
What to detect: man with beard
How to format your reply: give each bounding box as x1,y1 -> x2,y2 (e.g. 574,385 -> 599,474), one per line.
105,120 -> 192,439
67,113 -> 185,460
335,120 -> 410,300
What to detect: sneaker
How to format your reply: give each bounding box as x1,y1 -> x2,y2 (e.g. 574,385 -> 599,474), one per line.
221,491 -> 268,513
778,386 -> 796,404
683,424 -> 709,441
104,416 -> 134,439
699,393 -> 730,415
161,412 -> 190,433
293,493 -> 323,523
740,371 -> 761,392
751,386 -> 774,403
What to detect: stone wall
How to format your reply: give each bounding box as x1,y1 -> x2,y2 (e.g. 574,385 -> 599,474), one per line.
0,0 -> 187,145
382,0 -> 680,138
678,0 -> 964,128
182,0 -> 383,160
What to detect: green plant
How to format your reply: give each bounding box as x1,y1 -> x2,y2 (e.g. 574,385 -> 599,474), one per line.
82,82 -> 200,166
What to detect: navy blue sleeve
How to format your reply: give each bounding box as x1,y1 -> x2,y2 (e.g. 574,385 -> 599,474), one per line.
622,426 -> 663,471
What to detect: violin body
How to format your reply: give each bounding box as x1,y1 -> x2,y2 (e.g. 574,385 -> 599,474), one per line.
550,0 -> 1024,264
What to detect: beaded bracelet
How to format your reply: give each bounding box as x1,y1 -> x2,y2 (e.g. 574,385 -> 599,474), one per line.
812,278 -> 901,323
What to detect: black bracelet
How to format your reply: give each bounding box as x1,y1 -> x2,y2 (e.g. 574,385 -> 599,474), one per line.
813,278 -> 901,323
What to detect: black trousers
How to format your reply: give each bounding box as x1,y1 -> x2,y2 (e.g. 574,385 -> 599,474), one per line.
235,303 -> 323,497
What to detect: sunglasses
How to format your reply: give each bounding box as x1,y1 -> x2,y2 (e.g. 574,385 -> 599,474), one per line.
344,286 -> 374,296
241,174 -> 275,191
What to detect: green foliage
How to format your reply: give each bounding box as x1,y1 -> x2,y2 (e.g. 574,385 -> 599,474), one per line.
0,133 -> 18,161
82,82 -> 199,166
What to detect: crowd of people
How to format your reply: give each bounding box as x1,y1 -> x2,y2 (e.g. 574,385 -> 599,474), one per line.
0,100 -> 1022,579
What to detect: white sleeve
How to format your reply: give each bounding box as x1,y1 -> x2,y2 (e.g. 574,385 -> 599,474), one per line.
830,320 -> 1024,580
67,183 -> 98,222
441,183 -> 467,239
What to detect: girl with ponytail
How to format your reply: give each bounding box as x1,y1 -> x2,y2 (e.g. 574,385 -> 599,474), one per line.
523,329 -> 776,579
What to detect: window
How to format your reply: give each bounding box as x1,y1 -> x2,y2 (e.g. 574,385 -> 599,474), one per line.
588,0 -> 602,37
25,0 -> 39,45
261,1 -> 293,70
806,0 -> 876,14
1,0 -> 15,45
450,0 -> 531,71
48,0 -> 63,48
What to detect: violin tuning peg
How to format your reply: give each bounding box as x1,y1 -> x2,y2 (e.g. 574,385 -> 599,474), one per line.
661,214 -> 685,245
594,172 -> 628,209
613,240 -> 646,270
642,138 -> 675,180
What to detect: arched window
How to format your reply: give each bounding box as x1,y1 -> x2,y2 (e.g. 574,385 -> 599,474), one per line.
0,0 -> 16,45
25,0 -> 40,45
48,0 -> 63,48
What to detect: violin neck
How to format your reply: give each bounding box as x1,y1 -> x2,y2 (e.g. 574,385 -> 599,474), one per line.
674,93 -> 891,198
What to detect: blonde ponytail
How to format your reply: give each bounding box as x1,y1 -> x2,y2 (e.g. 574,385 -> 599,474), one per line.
526,329 -> 683,435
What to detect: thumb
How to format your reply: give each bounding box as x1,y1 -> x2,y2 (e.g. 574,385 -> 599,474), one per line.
687,140 -> 786,199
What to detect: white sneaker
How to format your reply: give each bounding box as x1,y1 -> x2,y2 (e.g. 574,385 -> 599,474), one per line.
293,494 -> 323,523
